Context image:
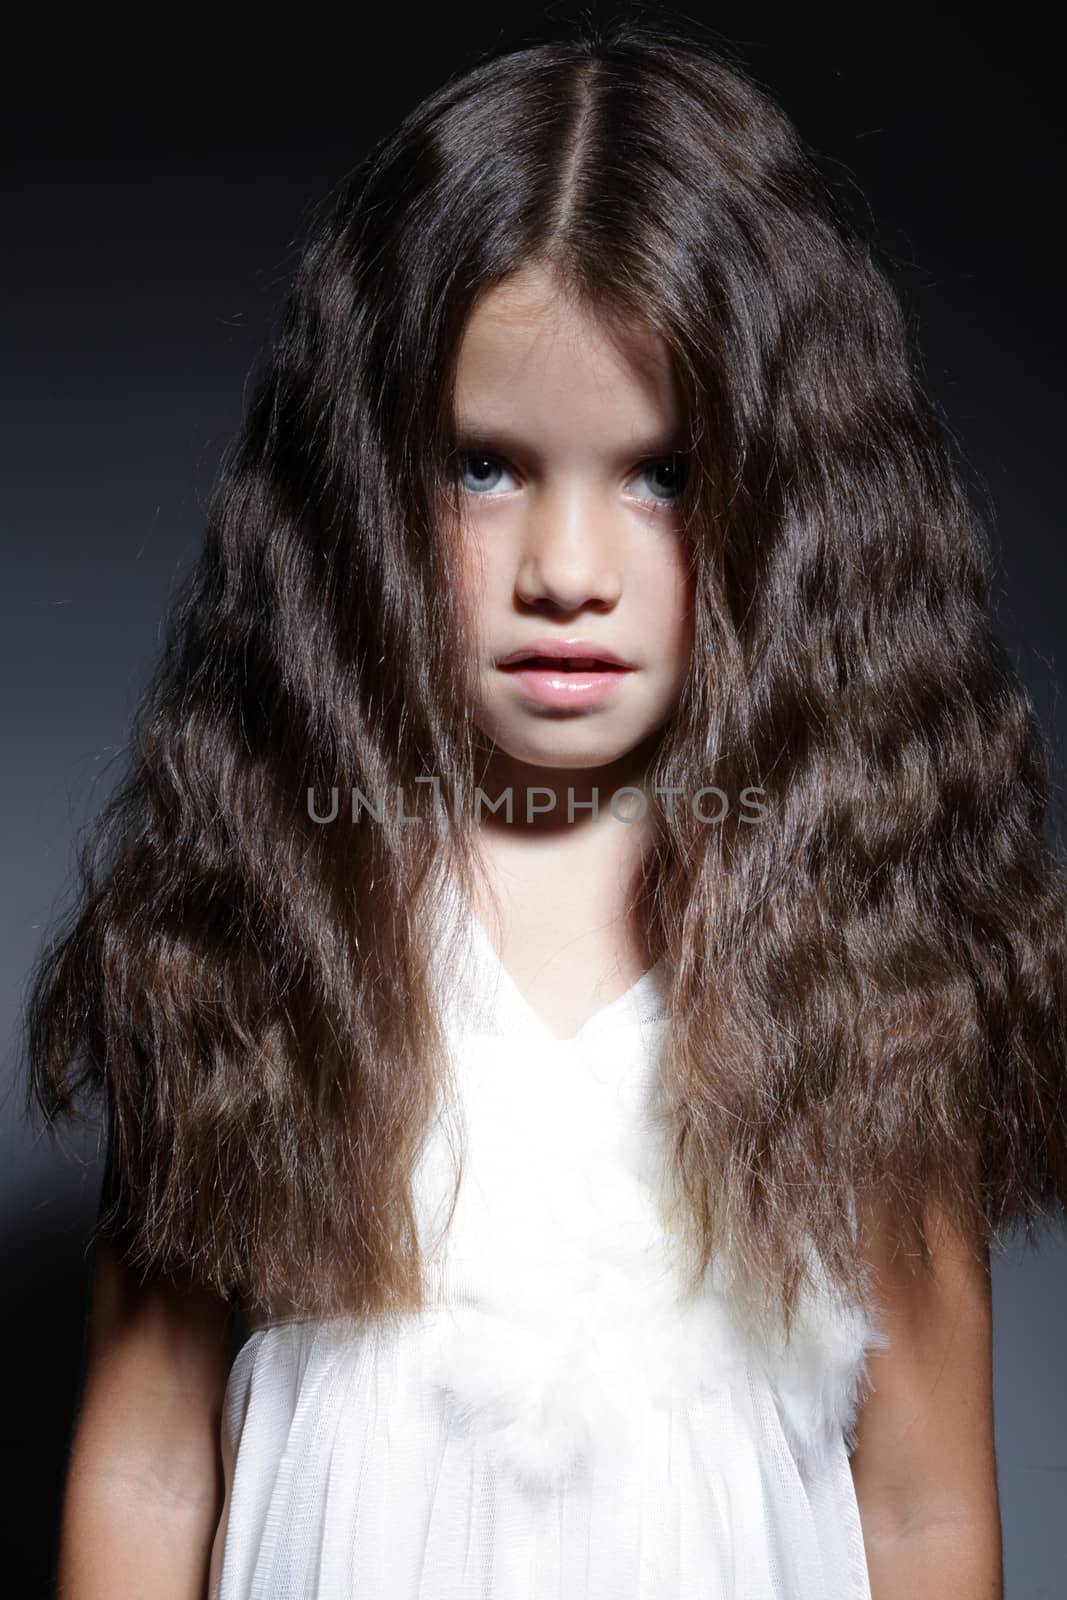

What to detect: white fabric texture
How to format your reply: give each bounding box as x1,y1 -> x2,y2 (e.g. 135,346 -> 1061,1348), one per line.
209,877 -> 885,1598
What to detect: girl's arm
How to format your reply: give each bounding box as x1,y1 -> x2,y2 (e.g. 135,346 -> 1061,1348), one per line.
849,1191 -> 1002,1599
57,1233 -> 234,1599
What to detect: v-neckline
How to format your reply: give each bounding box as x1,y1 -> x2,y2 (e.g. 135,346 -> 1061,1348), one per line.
455,887 -> 670,1046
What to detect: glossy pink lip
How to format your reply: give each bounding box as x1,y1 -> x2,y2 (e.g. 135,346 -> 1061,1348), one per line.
498,659 -> 633,709
498,637 -> 634,669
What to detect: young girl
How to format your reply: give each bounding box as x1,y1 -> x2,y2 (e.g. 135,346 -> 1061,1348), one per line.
25,15 -> 1067,1600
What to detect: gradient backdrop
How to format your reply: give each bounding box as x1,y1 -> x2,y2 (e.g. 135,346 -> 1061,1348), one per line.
3,5 -> 1064,1594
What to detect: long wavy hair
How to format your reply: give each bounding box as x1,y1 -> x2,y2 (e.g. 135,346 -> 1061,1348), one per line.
24,13 -> 1067,1341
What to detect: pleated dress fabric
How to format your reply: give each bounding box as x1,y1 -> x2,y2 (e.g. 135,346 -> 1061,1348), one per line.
208,878 -> 882,1599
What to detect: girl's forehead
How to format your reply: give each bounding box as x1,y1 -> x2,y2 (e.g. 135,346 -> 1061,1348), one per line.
453,276 -> 681,440
460,266 -> 667,368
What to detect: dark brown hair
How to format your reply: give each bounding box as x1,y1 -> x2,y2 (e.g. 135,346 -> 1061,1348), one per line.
24,13 -> 1067,1340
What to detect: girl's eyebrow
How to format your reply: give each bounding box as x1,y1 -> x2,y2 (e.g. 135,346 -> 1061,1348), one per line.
450,421 -> 689,461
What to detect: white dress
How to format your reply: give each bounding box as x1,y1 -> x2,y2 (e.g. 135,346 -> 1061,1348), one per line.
208,878 -> 887,1599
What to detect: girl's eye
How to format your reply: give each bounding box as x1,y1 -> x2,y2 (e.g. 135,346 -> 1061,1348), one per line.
457,453 -> 516,496
633,457 -> 688,506
454,450 -> 688,504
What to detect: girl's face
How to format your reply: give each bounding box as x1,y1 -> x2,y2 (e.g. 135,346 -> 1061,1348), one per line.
449,264 -> 696,779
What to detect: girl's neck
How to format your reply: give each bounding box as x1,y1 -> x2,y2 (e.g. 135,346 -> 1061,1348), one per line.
466,809 -> 656,1042
471,730 -> 660,830
459,736 -> 664,1034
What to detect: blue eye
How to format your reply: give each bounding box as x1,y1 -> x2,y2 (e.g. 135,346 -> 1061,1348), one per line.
457,453 -> 514,494
636,458 -> 687,503
453,448 -> 687,505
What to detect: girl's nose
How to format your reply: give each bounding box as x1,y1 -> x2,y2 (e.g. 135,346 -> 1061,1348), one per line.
513,486 -> 624,612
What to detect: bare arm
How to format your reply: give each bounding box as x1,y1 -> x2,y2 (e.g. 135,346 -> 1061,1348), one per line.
57,1232 -> 235,1599
850,1190 -> 1002,1599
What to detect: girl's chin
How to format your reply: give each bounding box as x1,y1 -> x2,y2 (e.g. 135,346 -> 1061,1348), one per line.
481,730 -> 649,773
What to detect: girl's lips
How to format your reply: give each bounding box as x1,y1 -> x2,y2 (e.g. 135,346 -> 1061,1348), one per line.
498,661 -> 633,708
497,639 -> 635,670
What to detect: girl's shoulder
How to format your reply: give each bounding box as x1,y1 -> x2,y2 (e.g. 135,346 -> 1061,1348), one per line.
236,1287 -> 307,1335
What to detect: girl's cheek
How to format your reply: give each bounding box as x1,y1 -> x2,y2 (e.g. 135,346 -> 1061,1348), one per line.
452,533 -> 491,631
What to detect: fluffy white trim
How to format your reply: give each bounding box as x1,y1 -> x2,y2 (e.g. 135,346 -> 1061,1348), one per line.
423,1251 -> 751,1491
415,1041 -> 888,1491
750,1272 -> 892,1470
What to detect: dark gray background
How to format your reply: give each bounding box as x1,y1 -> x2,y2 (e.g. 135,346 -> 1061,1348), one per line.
3,5 -> 1064,1594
